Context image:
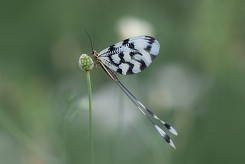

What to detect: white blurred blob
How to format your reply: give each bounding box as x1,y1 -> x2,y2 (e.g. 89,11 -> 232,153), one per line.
149,63 -> 211,110
76,82 -> 142,135
116,16 -> 155,39
92,83 -> 139,133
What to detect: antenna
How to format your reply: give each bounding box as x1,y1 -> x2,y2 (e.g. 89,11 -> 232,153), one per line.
84,30 -> 94,53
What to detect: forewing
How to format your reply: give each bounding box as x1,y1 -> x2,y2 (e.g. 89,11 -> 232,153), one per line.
98,35 -> 160,75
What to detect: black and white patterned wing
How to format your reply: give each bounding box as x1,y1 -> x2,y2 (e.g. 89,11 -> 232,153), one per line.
97,35 -> 160,75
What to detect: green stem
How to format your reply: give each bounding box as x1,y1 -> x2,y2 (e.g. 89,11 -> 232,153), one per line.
86,71 -> 94,164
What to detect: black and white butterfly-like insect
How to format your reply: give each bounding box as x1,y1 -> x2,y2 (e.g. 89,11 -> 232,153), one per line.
80,35 -> 177,148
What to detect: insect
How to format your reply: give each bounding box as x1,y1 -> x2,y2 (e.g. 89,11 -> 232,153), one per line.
80,35 -> 177,148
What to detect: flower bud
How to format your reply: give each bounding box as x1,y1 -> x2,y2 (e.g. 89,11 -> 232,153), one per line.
78,54 -> 94,71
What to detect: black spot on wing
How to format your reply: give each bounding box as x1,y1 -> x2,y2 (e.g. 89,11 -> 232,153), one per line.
145,36 -> 155,44
107,53 -> 119,67
122,39 -> 129,45
128,43 -> 136,50
126,62 -> 134,74
164,123 -> 171,130
129,51 -> 142,57
129,51 -> 147,72
150,54 -> 157,61
104,44 -> 121,57
143,44 -> 157,61
144,45 -> 152,52
118,52 -> 125,63
108,45 -> 116,52
108,45 -> 115,51
117,52 -> 136,74
139,59 -> 147,71
164,134 -> 171,144
126,68 -> 133,74
117,68 -> 122,74
107,54 -> 113,63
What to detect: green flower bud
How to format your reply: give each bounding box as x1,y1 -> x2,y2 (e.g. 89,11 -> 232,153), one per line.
78,54 -> 94,71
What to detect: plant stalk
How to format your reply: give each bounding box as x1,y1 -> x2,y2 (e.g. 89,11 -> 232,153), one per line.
86,71 -> 94,164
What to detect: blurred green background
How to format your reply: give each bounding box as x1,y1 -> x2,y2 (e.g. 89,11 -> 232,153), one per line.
1,0 -> 245,164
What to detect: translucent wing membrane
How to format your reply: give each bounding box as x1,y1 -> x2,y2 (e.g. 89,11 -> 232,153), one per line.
97,36 -> 160,75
